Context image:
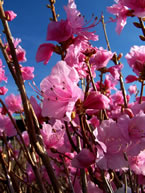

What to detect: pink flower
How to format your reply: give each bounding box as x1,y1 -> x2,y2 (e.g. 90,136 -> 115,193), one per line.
40,60 -> 83,121
0,87 -> 8,95
108,63 -> 123,80
122,0 -> 145,17
90,47 -> 114,70
107,1 -> 129,34
30,96 -> 42,123
64,0 -> 98,41
41,123 -> 64,149
128,150 -> 145,176
6,38 -> 26,63
0,114 -> 16,137
125,45 -> 145,77
125,75 -> 138,83
5,10 -> 17,21
95,119 -> 128,170
21,66 -> 34,80
46,20 -> 72,42
128,85 -> 137,95
71,148 -> 95,168
5,94 -> 23,113
36,43 -> 55,64
83,91 -> 110,110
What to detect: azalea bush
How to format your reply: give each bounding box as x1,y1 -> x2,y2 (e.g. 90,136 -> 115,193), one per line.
1,0 -> 145,192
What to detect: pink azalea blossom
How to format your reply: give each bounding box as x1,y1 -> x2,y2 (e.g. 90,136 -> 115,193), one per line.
41,123 -> 64,149
40,60 -> 83,121
107,0 -> 129,34
128,84 -> 137,95
0,86 -> 8,95
30,96 -> 42,123
122,0 -> 145,17
64,0 -> 98,41
83,91 -> 110,110
5,10 -> 17,21
6,38 -> 26,63
46,20 -> 72,42
21,66 -> 34,80
90,47 -> 114,70
36,43 -> 55,65
5,94 -> 23,113
125,45 -> 145,76
125,75 -> 138,83
95,119 -> 128,170
71,148 -> 95,168
128,150 -> 145,176
107,63 -> 123,80
0,114 -> 16,137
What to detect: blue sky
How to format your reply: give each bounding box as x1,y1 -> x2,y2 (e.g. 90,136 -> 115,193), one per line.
1,0 -> 143,100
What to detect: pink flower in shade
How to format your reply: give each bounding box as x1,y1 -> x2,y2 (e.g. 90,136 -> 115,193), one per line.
5,10 -> 17,21
90,47 -> 114,70
41,123 -> 65,149
5,94 -> 23,113
0,86 -> 8,95
122,0 -> 145,17
22,131 -> 30,146
107,0 -> 129,34
128,150 -> 145,176
40,60 -> 83,121
83,91 -> 110,110
128,85 -> 137,95
64,0 -> 98,41
94,119 -> 128,170
21,66 -> 34,80
125,75 -> 138,83
125,45 -> 145,77
46,20 -> 72,42
36,43 -> 55,65
0,114 -> 16,137
71,148 -> 95,168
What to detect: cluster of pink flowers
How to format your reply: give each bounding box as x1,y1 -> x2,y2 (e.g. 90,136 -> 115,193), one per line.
2,0 -> 145,192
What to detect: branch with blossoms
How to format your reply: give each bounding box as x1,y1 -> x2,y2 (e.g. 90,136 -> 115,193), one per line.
1,0 -> 145,192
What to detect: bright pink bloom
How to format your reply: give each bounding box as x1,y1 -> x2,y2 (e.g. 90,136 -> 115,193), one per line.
128,85 -> 137,95
5,94 -> 22,113
64,0 -> 98,41
71,148 -> 95,168
95,119 -> 128,170
46,20 -> 72,42
84,91 -> 110,110
90,47 -> 114,70
40,60 -> 83,121
5,10 -> 17,21
36,43 -> 55,64
21,66 -> 34,80
108,63 -> 123,80
0,114 -> 16,137
125,75 -> 138,83
128,150 -> 145,176
122,0 -> 145,17
6,38 -> 26,63
125,45 -> 145,76
0,87 -> 8,95
41,123 -> 64,149
107,1 -> 129,34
